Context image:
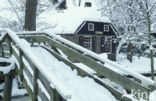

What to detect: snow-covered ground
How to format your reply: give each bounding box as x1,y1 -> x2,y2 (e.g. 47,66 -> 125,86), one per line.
116,54 -> 156,74
0,78 -> 27,97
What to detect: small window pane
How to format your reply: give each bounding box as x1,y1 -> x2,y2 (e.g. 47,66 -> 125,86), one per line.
88,23 -> 94,31
83,36 -> 92,50
104,25 -> 109,32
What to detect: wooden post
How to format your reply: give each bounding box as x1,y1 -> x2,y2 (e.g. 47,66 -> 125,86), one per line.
3,70 -> 15,101
19,48 -> 24,81
32,67 -> 38,101
55,91 -> 62,101
0,43 -> 2,57
50,88 -> 56,101
8,37 -> 12,57
1,44 -> 4,57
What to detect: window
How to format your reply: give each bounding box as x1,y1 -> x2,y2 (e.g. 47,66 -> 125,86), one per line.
104,25 -> 109,32
104,37 -> 112,53
83,36 -> 92,50
88,23 -> 94,31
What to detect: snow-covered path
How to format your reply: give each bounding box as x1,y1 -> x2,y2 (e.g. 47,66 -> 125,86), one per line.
31,47 -> 117,101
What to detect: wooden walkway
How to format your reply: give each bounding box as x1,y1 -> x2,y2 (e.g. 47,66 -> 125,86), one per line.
0,28 -> 156,101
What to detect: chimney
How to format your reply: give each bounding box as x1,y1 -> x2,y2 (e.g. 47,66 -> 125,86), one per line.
84,2 -> 92,7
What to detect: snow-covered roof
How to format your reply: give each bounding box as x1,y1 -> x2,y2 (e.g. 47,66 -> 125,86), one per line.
37,7 -> 111,34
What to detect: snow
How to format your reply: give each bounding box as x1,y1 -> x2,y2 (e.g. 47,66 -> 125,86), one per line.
149,90 -> 156,101
0,32 -> 6,41
31,47 -> 117,101
37,6 -> 111,33
0,56 -> 15,74
151,23 -> 156,33
0,78 -> 27,97
11,78 -> 27,96
116,54 -> 156,74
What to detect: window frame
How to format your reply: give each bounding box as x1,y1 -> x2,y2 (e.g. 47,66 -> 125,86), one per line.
88,23 -> 94,31
104,25 -> 110,32
104,36 -> 112,54
83,36 -> 92,50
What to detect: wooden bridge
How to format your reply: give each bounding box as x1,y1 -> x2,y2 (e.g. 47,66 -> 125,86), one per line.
0,28 -> 156,101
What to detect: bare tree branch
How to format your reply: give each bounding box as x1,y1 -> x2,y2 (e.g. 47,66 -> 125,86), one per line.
7,0 -> 24,28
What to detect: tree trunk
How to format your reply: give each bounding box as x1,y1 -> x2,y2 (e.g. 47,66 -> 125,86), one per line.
146,0 -> 155,80
24,0 -> 38,31
79,0 -> 81,7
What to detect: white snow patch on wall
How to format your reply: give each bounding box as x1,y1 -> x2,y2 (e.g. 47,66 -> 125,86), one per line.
149,90 -> 156,101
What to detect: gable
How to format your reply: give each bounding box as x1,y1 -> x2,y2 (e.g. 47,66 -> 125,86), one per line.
75,21 -> 117,36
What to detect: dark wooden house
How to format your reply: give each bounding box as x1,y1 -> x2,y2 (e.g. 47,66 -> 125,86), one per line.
39,2 -> 118,61
60,21 -> 118,61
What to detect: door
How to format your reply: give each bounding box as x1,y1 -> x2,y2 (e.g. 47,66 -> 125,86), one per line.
101,36 -> 112,53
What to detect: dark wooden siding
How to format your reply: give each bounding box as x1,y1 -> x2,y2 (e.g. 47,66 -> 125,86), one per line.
75,21 -> 116,36
92,36 -> 96,52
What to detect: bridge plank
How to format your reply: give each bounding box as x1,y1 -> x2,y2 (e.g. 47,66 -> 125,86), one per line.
23,64 -> 33,85
23,54 -> 35,71
38,87 -> 49,101
38,71 -> 51,94
12,46 -> 20,63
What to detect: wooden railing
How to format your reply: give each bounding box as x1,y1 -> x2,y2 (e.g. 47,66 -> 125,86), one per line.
0,28 -> 156,101
17,31 -> 156,100
0,29 -> 71,101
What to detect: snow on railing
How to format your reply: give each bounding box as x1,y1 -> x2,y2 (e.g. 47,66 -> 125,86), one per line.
45,32 -> 156,86
16,30 -> 156,86
0,28 -> 71,99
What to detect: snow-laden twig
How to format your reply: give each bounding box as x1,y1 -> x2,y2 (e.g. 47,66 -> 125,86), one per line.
7,0 -> 24,28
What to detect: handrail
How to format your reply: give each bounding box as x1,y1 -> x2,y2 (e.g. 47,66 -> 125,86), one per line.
0,28 -> 71,99
16,30 -> 156,86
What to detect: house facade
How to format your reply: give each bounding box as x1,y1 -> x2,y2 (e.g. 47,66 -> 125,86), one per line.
60,21 -> 118,61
